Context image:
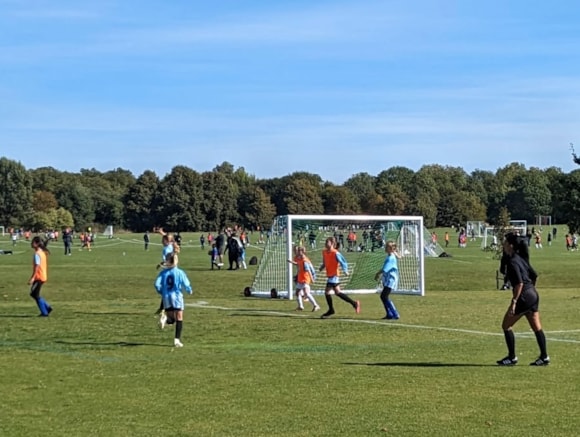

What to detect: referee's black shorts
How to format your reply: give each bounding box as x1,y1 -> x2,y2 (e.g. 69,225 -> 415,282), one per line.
515,287 -> 539,315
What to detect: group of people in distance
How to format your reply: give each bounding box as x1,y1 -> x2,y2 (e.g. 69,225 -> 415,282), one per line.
22,225 -> 550,365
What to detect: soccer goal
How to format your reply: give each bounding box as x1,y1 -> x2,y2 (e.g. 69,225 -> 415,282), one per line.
536,215 -> 552,227
0,226 -> 4,236
466,221 -> 485,238
102,225 -> 114,239
250,215 -> 425,300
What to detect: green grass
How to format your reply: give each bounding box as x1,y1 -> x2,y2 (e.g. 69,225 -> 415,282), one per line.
0,230 -> 579,436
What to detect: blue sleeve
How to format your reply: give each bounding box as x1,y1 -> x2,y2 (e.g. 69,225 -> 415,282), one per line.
154,271 -> 164,294
34,253 -> 41,266
336,252 -> 348,273
178,269 -> 193,294
162,245 -> 173,261
305,261 -> 317,281
382,255 -> 397,273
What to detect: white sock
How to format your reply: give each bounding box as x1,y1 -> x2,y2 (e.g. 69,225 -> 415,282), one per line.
297,294 -> 304,309
306,293 -> 318,307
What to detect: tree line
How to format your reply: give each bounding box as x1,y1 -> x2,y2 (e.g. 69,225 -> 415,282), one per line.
2,156 -> 580,233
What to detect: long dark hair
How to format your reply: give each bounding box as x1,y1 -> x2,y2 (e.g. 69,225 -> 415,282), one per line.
505,232 -> 529,263
31,236 -> 51,255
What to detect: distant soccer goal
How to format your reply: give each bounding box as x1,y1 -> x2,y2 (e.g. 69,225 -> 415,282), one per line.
250,215 -> 426,300
0,226 -> 4,236
536,215 -> 552,227
102,225 -> 114,239
481,220 -> 527,250
466,221 -> 486,238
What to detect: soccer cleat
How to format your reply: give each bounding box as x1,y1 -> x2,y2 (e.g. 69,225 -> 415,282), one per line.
158,310 -> 167,330
312,305 -> 321,312
295,307 -> 304,311
530,356 -> 550,366
355,300 -> 361,314
174,339 -> 184,347
321,310 -> 335,319
496,356 -> 518,366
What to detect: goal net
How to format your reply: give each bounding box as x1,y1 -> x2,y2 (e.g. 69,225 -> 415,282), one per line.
250,215 -> 425,300
102,225 -> 114,238
466,221 -> 485,238
481,220 -> 527,250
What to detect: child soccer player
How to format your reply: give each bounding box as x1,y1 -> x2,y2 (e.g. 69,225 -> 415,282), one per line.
374,240 -> 400,320
210,243 -> 220,270
155,228 -> 180,327
319,237 -> 360,318
28,236 -> 53,316
287,246 -> 320,312
154,253 -> 193,347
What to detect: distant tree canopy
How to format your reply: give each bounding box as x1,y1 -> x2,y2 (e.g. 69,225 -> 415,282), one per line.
1,156 -> 579,232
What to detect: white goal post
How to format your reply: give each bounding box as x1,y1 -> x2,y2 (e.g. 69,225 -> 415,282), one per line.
250,215 -> 426,300
0,226 -> 4,236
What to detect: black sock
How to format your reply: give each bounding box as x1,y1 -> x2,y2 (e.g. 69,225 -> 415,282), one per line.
325,294 -> 334,311
336,292 -> 356,306
534,330 -> 548,358
158,300 -> 164,312
503,330 -> 516,358
175,321 -> 183,340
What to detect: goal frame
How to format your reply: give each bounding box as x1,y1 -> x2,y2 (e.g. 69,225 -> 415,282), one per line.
253,214 -> 425,300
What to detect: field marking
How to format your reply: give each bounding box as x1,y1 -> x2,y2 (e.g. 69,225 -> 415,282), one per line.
187,301 -> 580,345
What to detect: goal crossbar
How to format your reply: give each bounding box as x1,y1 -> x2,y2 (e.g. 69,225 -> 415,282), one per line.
250,215 -> 426,300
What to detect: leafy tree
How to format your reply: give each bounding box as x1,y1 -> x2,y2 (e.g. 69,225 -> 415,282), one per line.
237,186 -> 276,229
156,166 -> 204,231
505,169 -> 551,222
201,170 -> 240,231
374,183 -> 408,215
322,185 -> 360,214
283,178 -> 324,215
56,182 -> 95,230
33,191 -> 58,212
559,170 -> 580,233
343,172 -> 376,212
125,170 -> 160,232
29,166 -> 70,193
0,157 -> 33,226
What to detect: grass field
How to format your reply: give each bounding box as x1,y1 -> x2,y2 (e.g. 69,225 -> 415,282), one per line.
0,228 -> 579,436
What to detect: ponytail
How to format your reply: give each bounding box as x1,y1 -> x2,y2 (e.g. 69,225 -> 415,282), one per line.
31,236 -> 51,255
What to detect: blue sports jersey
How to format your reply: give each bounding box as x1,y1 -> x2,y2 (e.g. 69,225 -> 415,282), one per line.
162,244 -> 174,262
380,253 -> 399,290
154,266 -> 192,310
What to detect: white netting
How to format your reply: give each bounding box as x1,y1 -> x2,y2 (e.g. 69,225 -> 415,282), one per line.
250,215 -> 425,299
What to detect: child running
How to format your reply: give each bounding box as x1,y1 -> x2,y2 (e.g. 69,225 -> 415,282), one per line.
155,228 -> 180,327
374,240 -> 400,320
154,253 -> 193,347
319,237 -> 360,318
287,246 -> 320,312
28,236 -> 53,317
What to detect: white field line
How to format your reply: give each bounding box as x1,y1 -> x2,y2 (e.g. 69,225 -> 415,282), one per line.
187,302 -> 580,345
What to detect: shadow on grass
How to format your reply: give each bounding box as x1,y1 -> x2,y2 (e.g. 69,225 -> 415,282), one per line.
0,314 -> 37,318
55,340 -> 169,348
344,362 -> 497,368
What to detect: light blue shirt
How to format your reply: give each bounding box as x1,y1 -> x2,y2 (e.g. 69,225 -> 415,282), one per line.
381,253 -> 399,290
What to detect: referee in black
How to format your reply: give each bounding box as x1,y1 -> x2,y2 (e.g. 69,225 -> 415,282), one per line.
497,233 -> 550,366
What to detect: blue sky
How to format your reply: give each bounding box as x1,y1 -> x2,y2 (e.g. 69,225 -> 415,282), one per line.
1,0 -> 579,183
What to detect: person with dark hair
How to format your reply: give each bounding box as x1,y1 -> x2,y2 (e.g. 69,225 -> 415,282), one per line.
154,253 -> 192,347
63,228 -> 73,255
225,233 -> 241,270
497,233 -> 549,366
28,236 -> 53,317
143,230 -> 150,251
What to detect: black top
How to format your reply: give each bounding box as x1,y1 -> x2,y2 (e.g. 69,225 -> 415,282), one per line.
506,253 -> 537,288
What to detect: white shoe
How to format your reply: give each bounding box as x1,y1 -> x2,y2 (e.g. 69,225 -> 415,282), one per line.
312,305 -> 321,312
174,339 -> 184,347
158,311 -> 167,330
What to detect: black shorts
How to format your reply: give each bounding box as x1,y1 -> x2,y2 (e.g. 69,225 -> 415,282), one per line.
30,281 -> 44,298
326,282 -> 340,289
515,287 -> 539,315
